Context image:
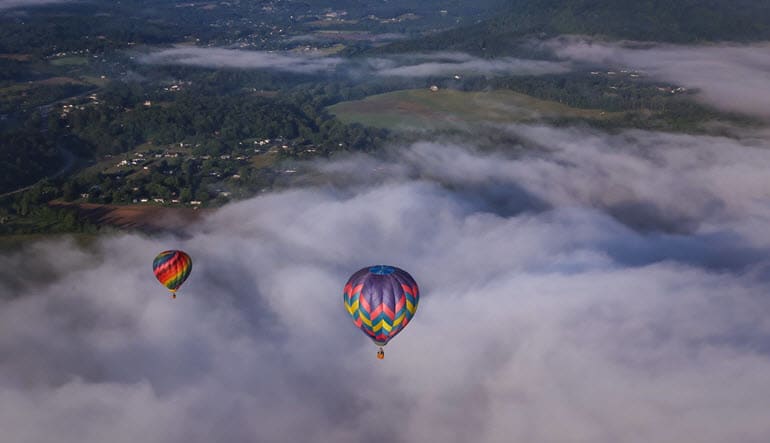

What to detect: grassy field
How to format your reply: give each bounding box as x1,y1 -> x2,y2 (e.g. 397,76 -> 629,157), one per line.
0,83 -> 30,97
37,76 -> 86,86
0,76 -> 84,93
50,56 -> 88,66
80,142 -> 157,176
328,88 -> 617,131
251,151 -> 279,169
81,75 -> 109,87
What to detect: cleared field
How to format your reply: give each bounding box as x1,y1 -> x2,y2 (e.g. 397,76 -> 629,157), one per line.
50,56 -> 88,66
328,88 -> 616,130
0,83 -> 29,96
0,77 -> 87,100
0,53 -> 32,61
251,151 -> 279,169
37,76 -> 87,86
81,75 -> 109,87
82,142 -> 160,176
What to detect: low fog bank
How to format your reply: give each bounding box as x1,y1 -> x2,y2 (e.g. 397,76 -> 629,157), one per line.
547,37 -> 770,119
2,124 -> 770,443
0,0 -> 72,11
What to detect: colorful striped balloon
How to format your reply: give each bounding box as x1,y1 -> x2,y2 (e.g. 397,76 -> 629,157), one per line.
152,250 -> 192,298
343,265 -> 419,358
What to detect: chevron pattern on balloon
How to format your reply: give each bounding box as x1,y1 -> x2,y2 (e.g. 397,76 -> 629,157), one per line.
343,265 -> 419,347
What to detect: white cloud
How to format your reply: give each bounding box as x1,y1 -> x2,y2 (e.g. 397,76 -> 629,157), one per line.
139,47 -> 568,79
0,0 -> 71,10
369,52 -> 569,77
2,125 -> 770,442
139,47 -> 344,74
548,37 -> 770,118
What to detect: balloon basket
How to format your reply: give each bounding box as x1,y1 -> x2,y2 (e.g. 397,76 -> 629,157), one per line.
377,347 -> 384,360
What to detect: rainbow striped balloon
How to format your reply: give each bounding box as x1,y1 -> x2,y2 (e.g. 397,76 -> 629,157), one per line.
343,265 -> 419,349
152,250 -> 192,297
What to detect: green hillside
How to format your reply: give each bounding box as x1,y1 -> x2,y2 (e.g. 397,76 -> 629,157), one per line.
328,88 -> 614,130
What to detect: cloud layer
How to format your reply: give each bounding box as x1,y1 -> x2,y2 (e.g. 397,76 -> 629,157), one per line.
548,37 -> 770,118
0,0 -> 72,10
366,52 -> 569,77
139,39 -> 770,119
138,47 -> 568,78
139,47 -> 345,74
2,124 -> 770,442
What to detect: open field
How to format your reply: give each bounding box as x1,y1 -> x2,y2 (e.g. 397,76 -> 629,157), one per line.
328,88 -> 617,130
80,142 -> 160,175
50,56 -> 88,66
0,53 -> 33,61
250,151 -> 279,169
81,75 -> 109,87
0,77 -> 91,96
37,76 -> 87,86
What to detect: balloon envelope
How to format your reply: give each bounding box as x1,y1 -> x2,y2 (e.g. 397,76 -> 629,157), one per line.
343,265 -> 419,346
153,250 -> 192,293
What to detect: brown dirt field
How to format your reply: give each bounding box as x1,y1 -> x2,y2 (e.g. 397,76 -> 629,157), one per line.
37,76 -> 87,86
0,53 -> 32,61
51,202 -> 210,232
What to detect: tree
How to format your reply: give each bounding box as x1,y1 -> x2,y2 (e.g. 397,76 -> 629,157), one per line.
179,188 -> 193,203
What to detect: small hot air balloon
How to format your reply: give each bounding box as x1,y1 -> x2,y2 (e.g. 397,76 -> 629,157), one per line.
343,265 -> 419,359
152,250 -> 192,299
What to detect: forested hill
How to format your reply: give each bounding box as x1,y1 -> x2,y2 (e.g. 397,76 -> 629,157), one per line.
377,0 -> 770,54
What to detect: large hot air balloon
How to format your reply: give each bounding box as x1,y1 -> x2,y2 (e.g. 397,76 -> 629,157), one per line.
152,250 -> 192,299
343,265 -> 419,359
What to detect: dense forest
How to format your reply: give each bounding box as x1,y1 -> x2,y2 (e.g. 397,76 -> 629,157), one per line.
0,129 -> 62,195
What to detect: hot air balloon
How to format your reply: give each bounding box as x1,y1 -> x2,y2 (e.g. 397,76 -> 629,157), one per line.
343,265 -> 419,359
152,250 -> 192,299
